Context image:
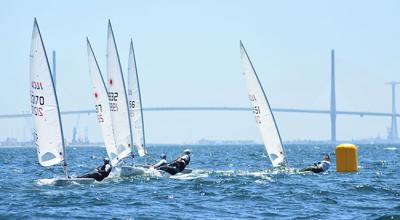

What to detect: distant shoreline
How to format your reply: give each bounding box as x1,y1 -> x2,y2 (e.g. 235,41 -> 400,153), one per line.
1,142 -> 399,149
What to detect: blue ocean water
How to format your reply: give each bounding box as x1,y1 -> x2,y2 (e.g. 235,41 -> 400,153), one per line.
0,144 -> 399,219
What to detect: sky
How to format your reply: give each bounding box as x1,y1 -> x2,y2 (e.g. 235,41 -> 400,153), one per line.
1,0 -> 400,144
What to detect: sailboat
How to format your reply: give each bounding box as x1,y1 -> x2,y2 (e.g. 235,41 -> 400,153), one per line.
240,41 -> 288,167
30,18 -> 93,185
86,38 -> 119,166
106,20 -> 133,162
127,39 -> 147,158
106,21 -> 146,176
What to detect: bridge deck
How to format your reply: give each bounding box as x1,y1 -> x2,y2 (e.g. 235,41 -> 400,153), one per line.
0,107 -> 398,119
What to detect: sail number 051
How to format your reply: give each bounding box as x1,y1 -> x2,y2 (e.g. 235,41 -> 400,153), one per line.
253,106 -> 262,124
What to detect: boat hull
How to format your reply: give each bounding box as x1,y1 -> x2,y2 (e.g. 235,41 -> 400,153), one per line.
120,166 -> 146,177
119,165 -> 193,177
37,177 -> 95,186
54,178 -> 95,186
159,168 -> 193,176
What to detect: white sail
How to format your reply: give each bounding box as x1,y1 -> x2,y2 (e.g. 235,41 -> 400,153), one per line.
87,39 -> 119,166
240,41 -> 287,167
127,40 -> 146,157
106,21 -> 133,160
30,18 -> 66,167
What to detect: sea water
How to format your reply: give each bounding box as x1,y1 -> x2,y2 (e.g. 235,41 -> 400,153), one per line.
0,144 -> 399,219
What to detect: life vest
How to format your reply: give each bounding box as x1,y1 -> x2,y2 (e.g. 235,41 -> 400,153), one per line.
183,155 -> 190,165
177,155 -> 190,171
99,164 -> 112,177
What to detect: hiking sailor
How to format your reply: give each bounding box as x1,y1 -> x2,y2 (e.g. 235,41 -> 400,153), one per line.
152,154 -> 168,169
78,158 -> 112,181
300,154 -> 331,173
159,149 -> 191,175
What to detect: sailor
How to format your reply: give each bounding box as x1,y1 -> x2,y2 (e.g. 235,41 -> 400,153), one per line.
78,158 -> 113,181
300,154 -> 331,173
152,154 -> 168,169
159,149 -> 191,175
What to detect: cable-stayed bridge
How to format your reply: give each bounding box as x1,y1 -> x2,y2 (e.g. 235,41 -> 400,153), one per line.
1,50 -> 399,142
0,106 -> 398,118
0,106 -> 398,143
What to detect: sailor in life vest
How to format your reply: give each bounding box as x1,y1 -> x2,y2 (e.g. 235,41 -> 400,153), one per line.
159,149 -> 191,175
300,154 -> 331,173
78,158 -> 112,181
152,154 -> 168,169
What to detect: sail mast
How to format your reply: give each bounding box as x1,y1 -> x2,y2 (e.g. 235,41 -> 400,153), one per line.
128,39 -> 147,156
31,18 -> 68,177
107,20 -> 134,160
87,38 -> 119,165
240,41 -> 288,167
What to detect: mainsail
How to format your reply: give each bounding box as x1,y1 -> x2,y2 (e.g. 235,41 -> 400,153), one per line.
127,40 -> 146,157
107,20 -> 133,160
30,18 -> 67,170
240,41 -> 288,167
87,39 -> 119,166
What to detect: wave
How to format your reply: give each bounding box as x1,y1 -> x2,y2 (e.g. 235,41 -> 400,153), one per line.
374,215 -> 400,220
169,170 -> 209,180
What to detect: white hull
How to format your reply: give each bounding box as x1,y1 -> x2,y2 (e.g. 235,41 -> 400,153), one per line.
119,166 -> 146,177
158,168 -> 193,176
119,165 -> 193,177
38,177 -> 95,186
159,169 -> 193,176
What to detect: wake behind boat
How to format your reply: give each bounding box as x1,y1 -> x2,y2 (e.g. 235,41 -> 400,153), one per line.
30,18 -> 93,185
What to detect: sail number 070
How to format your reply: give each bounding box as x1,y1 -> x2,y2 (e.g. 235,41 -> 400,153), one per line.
31,95 -> 45,117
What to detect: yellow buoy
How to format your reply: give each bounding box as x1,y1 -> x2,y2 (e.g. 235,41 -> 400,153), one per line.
336,143 -> 358,172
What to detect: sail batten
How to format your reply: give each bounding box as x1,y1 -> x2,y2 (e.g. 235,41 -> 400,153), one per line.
240,42 -> 287,167
87,39 -> 119,166
107,21 -> 133,160
128,40 -> 146,157
30,19 -> 66,168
